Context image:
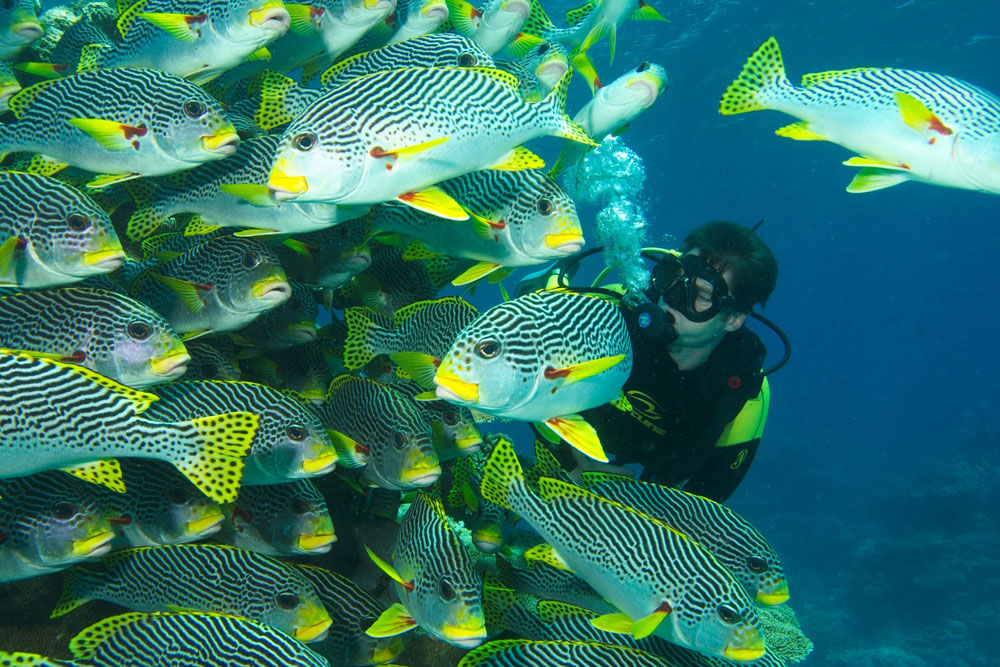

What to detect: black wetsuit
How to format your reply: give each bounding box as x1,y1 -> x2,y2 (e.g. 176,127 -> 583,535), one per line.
580,318 -> 767,502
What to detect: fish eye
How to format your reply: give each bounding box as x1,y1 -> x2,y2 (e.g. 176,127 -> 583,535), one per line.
52,501 -> 76,520
67,213 -> 90,232
747,556 -> 768,574
637,62 -> 650,73
536,198 -> 553,215
457,52 -> 477,67
475,341 -> 500,358
286,424 -> 308,441
167,486 -> 191,505
290,498 -> 309,514
438,579 -> 455,602
242,251 -> 262,268
442,410 -> 459,426
276,592 -> 300,609
183,100 -> 207,118
127,321 -> 153,341
537,43 -> 549,54
717,604 -> 740,624
392,433 -> 406,450
293,132 -> 317,151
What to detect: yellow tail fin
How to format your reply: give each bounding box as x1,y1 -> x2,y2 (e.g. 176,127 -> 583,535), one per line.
173,412 -> 259,503
719,36 -> 789,115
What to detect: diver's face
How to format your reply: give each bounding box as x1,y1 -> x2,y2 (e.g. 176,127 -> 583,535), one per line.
661,256 -> 745,348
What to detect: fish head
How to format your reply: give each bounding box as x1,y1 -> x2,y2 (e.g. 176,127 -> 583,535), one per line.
675,588 -> 766,662
248,281 -> 319,349
434,406 -> 483,456
593,61 -> 667,126
411,0 -> 448,26
501,172 -> 583,262
314,218 -> 373,288
237,481 -> 334,554
953,132 -> 1000,194
157,82 -> 240,164
722,545 -> 789,606
161,486 -> 224,543
330,0 -> 397,30
269,578 -> 333,643
269,119 -> 362,203
349,632 -> 405,667
0,70 -> 21,113
527,41 -> 569,91
213,237 -> 291,314
482,0 -> 530,30
222,0 -> 291,44
117,461 -> 222,544
373,415 -> 442,489
0,0 -> 42,54
97,299 -> 189,389
29,193 -> 125,280
471,510 -> 512,553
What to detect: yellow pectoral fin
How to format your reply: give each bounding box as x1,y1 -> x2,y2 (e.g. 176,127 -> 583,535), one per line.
631,609 -> 669,639
544,414 -> 608,462
389,352 -> 440,389
775,121 -> 827,141
365,546 -> 411,589
630,1 -> 666,21
68,118 -> 146,151
590,612 -> 635,634
548,354 -> 626,386
87,173 -> 141,189
150,273 -> 207,313
286,4 -> 320,35
138,12 -> 205,41
396,187 -> 469,220
379,136 -> 449,160
365,603 -> 419,638
451,261 -> 501,286
846,167 -> 911,193
220,183 -> 277,207
487,146 -> 545,171
0,236 -> 20,280
894,91 -> 954,138
245,46 -> 271,62
842,156 -> 910,171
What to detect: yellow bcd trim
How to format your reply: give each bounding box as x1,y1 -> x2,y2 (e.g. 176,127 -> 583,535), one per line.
716,375 -> 770,447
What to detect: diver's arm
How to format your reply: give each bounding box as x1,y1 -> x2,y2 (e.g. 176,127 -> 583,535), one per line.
681,438 -> 761,502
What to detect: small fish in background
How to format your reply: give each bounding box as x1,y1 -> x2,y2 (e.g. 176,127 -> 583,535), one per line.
315,374 -> 441,490
387,0 -> 449,44
220,479 -> 335,556
276,217 -> 373,291
551,61 -> 667,177
50,543 -> 333,643
128,234 -> 291,336
720,36 -> 1000,195
434,288 -> 632,462
0,287 -> 189,388
479,437 -> 765,661
447,439 -> 515,553
391,378 -> 483,460
235,281 -> 320,352
0,0 -> 42,61
99,460 -> 224,549
73,0 -> 290,84
334,241 -> 445,317
343,295 -> 479,372
265,66 -> 594,215
0,68 -> 239,187
0,171 -> 124,289
371,168 -> 583,286
366,493 -> 487,648
184,336 -> 244,380
0,611 -> 330,666
146,380 -> 337,485
0,62 -> 21,112
495,40 -> 569,101
122,135 -> 366,242
17,11 -> 112,76
0,471 -> 115,582
0,350 -> 259,503
292,563 -> 405,665
447,0 -> 530,55
458,638 -> 677,666
242,335 -> 340,403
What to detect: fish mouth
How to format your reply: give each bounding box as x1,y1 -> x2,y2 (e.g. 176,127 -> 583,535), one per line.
421,1 -> 448,20
626,73 -> 665,108
756,585 -> 789,606
435,369 -> 479,403
185,509 -> 224,537
537,59 -> 568,82
268,161 -> 308,199
150,351 -> 191,378
295,617 -> 332,643
455,432 -> 483,453
472,525 -> 503,552
201,128 -> 240,156
286,322 -> 317,343
297,532 -> 336,552
440,620 -> 487,648
250,277 -> 291,302
250,3 -> 291,32
300,452 -> 336,475
0,83 -> 21,108
724,641 -> 766,662
12,21 -> 43,43
499,0 -> 530,18
83,248 -> 127,270
340,251 -> 371,271
400,464 -> 443,486
72,530 -> 115,558
371,639 -> 404,664
544,231 -> 585,254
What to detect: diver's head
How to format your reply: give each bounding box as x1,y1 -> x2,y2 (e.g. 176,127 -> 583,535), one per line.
646,221 -> 777,350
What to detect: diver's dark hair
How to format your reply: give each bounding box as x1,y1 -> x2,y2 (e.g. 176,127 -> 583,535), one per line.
682,221 -> 778,310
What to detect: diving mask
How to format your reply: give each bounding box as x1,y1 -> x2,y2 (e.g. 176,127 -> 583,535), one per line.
647,252 -> 738,322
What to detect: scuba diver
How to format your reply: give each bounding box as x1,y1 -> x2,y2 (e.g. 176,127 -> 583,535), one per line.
528,220 -> 784,502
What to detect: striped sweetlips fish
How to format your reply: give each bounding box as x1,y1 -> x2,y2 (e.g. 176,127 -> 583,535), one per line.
581,472 -> 790,607
720,37 -> 1000,195
50,543 -> 333,643
0,611 -> 330,667
0,0 -> 42,61
434,288 -> 632,462
283,0 -> 396,64
0,61 -> 21,112
365,493 -> 487,648
0,287 -> 190,389
146,380 -> 338,484
0,68 -> 239,188
459,639 -> 675,666
292,563 -> 406,666
391,378 -> 483,460
0,472 -> 116,583
0,349 -> 260,503
266,65 -> 595,219
371,168 -> 584,285
76,0 -> 290,84
221,479 -> 335,555
0,171 -> 125,288
387,0 -> 450,45
480,438 -> 766,662
237,280 -> 320,352
447,0 -> 531,56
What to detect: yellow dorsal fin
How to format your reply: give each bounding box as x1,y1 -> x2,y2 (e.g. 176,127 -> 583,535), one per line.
7,79 -> 61,118
468,65 -> 522,90
69,612 -> 150,659
451,261 -> 501,286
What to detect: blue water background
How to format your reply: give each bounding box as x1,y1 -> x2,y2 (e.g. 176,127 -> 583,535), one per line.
524,1 -> 1000,664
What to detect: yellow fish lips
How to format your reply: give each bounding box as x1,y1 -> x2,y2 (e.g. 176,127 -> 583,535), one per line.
434,367 -> 479,403
150,350 -> 191,378
250,276 -> 291,302
83,247 -> 126,270
454,430 -> 483,453
297,531 -> 336,552
72,529 -> 115,558
249,1 -> 290,29
371,638 -> 405,664
200,125 -> 240,155
724,634 -> 766,662
441,617 -> 487,648
295,616 -> 332,643
267,159 -> 308,198
300,452 -> 336,475
756,583 -> 790,606
472,523 -> 503,551
185,507 -> 224,537
400,462 -> 443,486
626,71 -> 667,107
544,230 -> 585,253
